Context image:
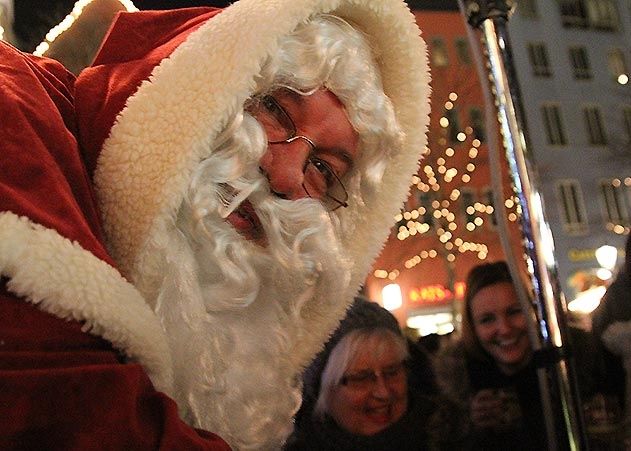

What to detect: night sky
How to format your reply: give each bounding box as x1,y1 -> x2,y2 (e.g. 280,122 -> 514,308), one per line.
12,0 -> 233,51
12,0 -> 459,51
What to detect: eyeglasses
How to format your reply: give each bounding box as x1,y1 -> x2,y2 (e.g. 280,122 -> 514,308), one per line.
339,361 -> 407,391
251,94 -> 349,211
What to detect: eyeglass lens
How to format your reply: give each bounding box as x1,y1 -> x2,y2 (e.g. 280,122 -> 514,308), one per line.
254,94 -> 349,211
340,361 -> 407,390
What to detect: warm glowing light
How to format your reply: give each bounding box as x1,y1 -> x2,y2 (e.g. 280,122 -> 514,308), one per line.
568,286 -> 606,314
618,74 -> 629,85
596,268 -> 613,281
595,245 -> 618,271
34,0 -> 138,56
382,283 -> 403,310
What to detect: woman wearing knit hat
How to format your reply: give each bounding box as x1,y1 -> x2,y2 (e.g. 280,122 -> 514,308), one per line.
286,298 -> 464,450
0,0 -> 431,449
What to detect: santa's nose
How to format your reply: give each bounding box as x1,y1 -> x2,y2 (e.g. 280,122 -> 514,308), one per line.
259,139 -> 313,201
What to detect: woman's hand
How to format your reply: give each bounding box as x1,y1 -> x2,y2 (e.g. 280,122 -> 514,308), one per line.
470,389 -> 505,428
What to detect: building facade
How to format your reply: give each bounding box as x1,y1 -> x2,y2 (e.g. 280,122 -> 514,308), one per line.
506,0 -> 631,303
366,0 -> 631,333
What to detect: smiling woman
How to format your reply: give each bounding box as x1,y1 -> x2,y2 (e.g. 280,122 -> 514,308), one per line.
434,261 -> 609,450
285,297 -> 464,450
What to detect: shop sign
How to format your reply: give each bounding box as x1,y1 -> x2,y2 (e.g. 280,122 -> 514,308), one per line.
409,281 -> 465,305
568,248 -> 596,262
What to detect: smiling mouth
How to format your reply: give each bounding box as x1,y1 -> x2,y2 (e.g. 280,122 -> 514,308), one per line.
223,194 -> 265,243
365,405 -> 394,423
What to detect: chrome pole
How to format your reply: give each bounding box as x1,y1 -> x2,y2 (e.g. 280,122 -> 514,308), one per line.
457,1 -> 588,449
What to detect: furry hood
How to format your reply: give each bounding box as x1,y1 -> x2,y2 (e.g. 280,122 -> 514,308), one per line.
73,0 -> 430,386
75,0 -> 430,302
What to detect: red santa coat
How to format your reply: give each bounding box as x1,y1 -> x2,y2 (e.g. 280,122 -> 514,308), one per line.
0,40 -> 230,451
0,0 -> 431,448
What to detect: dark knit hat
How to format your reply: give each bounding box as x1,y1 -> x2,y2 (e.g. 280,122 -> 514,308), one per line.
301,296 -> 402,408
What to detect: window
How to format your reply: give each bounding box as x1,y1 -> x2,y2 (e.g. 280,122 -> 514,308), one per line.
454,38 -> 471,65
608,49 -> 629,84
527,43 -> 552,77
569,46 -> 591,80
483,188 -> 497,227
431,38 -> 449,68
586,0 -> 618,31
600,180 -> 629,226
417,192 -> 435,228
559,0 -> 588,28
461,189 -> 476,226
583,106 -> 607,145
469,107 -> 486,142
542,104 -> 567,145
559,0 -> 617,30
623,107 -> 631,145
517,0 -> 538,18
557,180 -> 588,234
445,107 -> 460,143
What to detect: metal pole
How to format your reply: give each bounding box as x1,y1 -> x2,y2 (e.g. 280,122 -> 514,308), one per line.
458,1 -> 588,449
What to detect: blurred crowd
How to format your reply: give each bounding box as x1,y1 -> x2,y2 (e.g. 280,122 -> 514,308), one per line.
286,253 -> 631,450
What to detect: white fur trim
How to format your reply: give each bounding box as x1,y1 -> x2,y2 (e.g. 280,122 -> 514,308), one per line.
0,211 -> 173,393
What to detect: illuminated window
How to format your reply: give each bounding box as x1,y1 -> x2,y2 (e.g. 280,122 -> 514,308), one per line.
542,104 -> 567,145
586,0 -> 618,31
454,38 -> 471,65
583,106 -> 607,145
608,49 -> 628,83
569,46 -> 591,80
527,43 -> 552,77
557,180 -> 588,234
431,37 -> 449,68
599,180 -> 629,225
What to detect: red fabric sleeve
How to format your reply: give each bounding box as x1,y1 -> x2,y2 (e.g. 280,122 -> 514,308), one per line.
0,286 -> 231,451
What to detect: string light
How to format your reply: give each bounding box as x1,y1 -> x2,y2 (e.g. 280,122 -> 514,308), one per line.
34,0 -> 138,56
374,88 -> 520,281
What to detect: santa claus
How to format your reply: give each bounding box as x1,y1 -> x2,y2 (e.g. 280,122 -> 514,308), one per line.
0,0 -> 430,449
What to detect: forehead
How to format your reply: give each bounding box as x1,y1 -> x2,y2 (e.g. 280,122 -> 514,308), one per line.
346,335 -> 402,371
274,88 -> 360,162
470,282 -> 519,313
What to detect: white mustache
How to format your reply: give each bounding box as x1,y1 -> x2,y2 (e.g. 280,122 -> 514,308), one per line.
218,179 -> 263,219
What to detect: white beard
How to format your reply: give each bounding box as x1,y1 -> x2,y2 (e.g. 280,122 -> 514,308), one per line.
137,116 -> 353,450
